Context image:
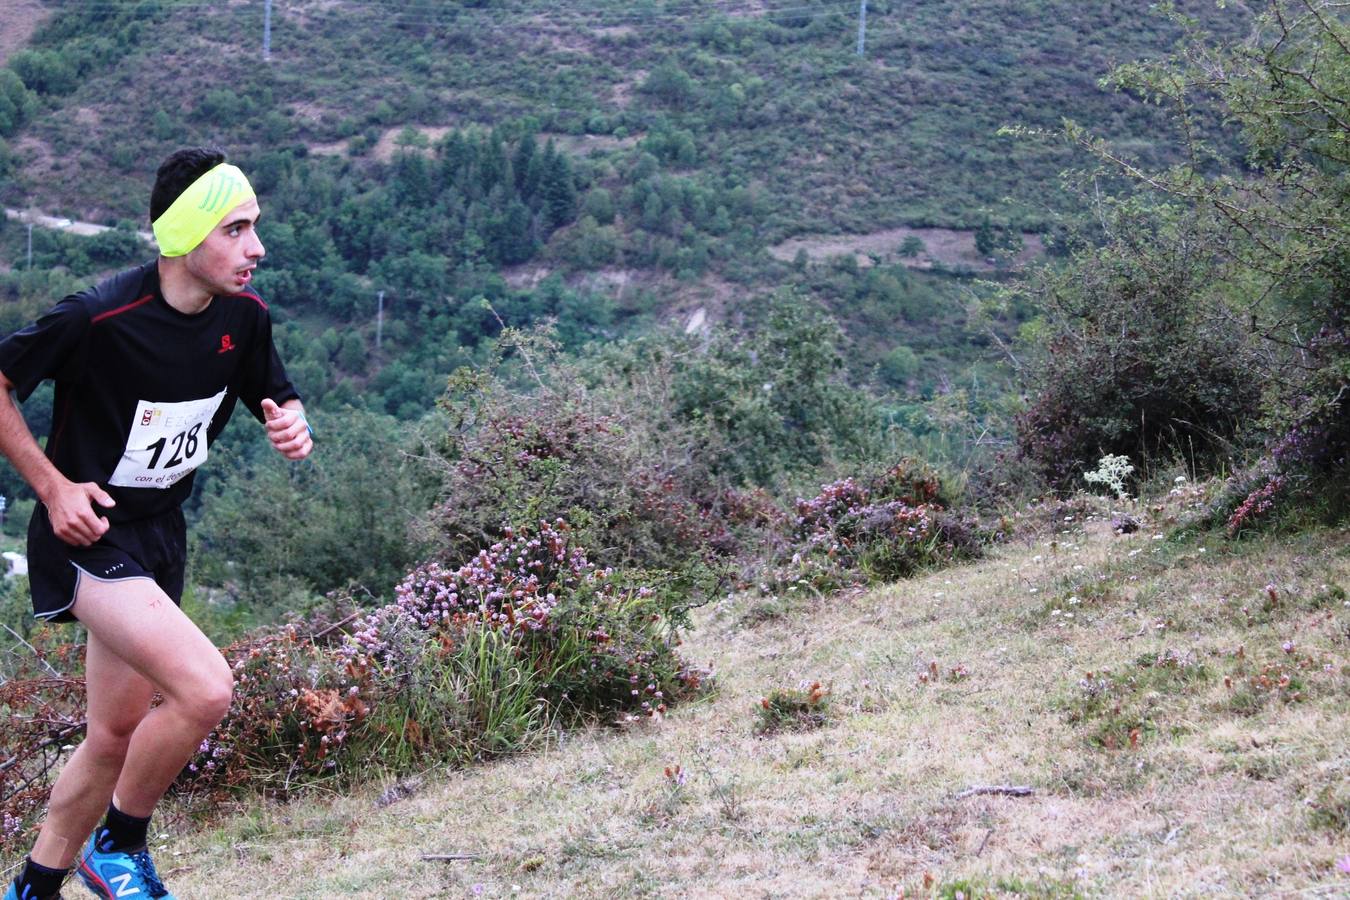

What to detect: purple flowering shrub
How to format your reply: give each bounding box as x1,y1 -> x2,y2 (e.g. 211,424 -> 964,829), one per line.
365,519 -> 701,717
0,521 -> 705,834
764,459 -> 980,591
176,519 -> 701,799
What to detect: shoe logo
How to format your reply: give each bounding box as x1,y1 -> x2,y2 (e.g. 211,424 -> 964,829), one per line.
104,563 -> 125,576
218,333 -> 236,354
110,872 -> 141,897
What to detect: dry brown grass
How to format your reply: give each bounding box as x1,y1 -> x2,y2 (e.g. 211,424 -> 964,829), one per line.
162,505 -> 1349,898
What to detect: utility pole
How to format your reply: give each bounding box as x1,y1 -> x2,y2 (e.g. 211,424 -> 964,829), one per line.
376,290 -> 384,350
262,0 -> 272,60
856,0 -> 867,56
26,223 -> 33,269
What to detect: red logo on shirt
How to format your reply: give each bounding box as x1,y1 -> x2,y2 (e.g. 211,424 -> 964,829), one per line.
218,334 -> 236,354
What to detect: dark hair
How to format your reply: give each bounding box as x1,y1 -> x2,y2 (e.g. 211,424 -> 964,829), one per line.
149,146 -> 227,223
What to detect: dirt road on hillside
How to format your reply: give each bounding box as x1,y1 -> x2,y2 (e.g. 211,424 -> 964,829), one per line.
4,207 -> 154,243
769,226 -> 1044,273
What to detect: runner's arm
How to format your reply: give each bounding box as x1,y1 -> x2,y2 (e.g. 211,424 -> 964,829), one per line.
261,397 -> 313,461
0,371 -> 114,546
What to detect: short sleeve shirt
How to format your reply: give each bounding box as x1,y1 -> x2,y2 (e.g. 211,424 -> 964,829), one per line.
0,261 -> 299,523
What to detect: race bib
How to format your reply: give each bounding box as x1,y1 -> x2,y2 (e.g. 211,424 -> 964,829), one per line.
108,390 -> 227,489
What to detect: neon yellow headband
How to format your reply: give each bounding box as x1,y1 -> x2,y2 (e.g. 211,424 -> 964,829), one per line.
152,163 -> 256,257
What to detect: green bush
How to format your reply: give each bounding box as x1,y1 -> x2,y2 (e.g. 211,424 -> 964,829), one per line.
191,407 -> 434,616
1013,213 -> 1261,488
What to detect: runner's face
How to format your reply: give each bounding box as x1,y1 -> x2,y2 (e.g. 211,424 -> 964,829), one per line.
184,197 -> 265,296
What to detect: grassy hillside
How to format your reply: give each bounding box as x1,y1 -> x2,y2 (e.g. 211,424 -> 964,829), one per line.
160,491 -> 1350,897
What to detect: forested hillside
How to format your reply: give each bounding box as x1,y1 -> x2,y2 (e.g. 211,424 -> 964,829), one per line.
0,1 -> 1250,412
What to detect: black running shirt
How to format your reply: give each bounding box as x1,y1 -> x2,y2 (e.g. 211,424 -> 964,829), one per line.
0,261 -> 300,523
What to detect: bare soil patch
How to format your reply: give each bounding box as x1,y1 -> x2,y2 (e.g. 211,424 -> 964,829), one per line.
0,0 -> 48,67
770,226 -> 1045,273
5,206 -> 153,242
305,139 -> 349,158
502,264 -> 660,304
610,71 -> 646,108
371,125 -> 455,162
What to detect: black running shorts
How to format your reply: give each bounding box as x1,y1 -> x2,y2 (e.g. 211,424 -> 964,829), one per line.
27,504 -> 187,624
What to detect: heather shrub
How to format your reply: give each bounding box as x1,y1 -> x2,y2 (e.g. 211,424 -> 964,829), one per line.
764,458 -> 981,591
434,360 -> 731,574
1,520 -> 706,843
382,520 -> 698,719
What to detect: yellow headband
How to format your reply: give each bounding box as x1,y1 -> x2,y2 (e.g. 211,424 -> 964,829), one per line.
152,163 -> 256,257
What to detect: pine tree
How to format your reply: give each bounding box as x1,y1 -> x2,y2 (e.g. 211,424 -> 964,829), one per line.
513,130 -> 540,198
540,141 -> 578,233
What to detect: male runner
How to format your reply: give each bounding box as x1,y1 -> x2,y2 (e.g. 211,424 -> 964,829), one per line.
0,147 -> 313,900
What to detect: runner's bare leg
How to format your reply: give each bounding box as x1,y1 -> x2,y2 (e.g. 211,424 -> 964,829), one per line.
28,577 -> 232,868
28,627 -> 153,869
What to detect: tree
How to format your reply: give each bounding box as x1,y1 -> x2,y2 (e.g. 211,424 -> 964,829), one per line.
539,142 -> 578,233
641,64 -> 697,109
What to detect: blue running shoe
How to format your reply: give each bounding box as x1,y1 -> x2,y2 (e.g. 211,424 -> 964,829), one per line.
76,830 -> 174,899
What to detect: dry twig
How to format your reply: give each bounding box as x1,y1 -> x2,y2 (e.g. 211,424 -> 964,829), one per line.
953,784 -> 1035,800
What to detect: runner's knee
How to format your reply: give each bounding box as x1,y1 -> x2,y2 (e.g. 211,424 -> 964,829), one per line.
188,668 -> 233,731
163,658 -> 233,731
82,714 -> 144,764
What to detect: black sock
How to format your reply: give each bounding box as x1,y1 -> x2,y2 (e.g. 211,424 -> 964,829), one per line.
12,857 -> 68,900
98,802 -> 151,853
